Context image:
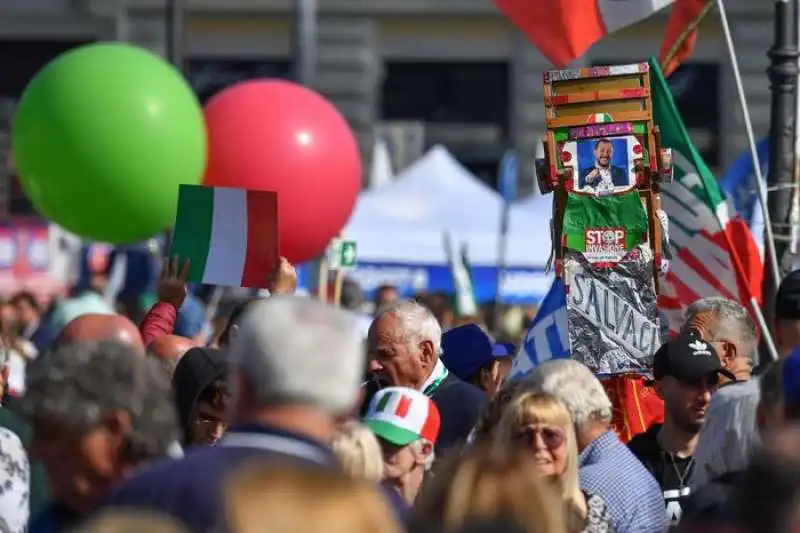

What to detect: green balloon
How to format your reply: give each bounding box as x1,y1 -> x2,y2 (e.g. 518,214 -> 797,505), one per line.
12,42 -> 207,244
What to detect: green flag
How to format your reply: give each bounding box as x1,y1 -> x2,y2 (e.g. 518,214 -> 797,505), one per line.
648,56 -> 762,332
443,231 -> 479,317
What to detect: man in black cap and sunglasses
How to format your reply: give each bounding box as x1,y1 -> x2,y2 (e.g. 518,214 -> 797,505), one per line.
628,334 -> 734,528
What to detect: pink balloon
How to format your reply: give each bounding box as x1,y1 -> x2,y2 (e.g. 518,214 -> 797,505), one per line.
203,80 -> 361,264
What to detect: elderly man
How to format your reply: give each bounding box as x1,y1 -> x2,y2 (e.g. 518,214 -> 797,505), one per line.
23,342 -> 177,532
367,301 -> 486,453
527,359 -> 667,533
58,314 -> 145,354
104,296 -> 365,532
681,297 -> 758,382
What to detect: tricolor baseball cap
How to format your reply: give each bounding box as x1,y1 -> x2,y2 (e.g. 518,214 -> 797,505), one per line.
363,387 -> 441,446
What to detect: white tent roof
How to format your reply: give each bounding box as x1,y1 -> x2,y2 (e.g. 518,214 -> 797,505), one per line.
345,146 -> 555,267
368,139 -> 394,190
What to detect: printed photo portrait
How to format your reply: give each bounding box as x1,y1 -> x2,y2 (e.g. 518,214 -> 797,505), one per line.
560,136 -> 642,194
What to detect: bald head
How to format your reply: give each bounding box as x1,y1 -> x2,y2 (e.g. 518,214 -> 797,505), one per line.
148,334 -> 197,361
59,314 -> 144,354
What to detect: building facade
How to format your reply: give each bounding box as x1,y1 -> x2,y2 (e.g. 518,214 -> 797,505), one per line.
0,0 -> 775,220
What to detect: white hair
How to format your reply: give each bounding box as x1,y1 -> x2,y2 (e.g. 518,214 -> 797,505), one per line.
525,359 -> 613,429
228,296 -> 365,415
682,296 -> 758,364
376,300 -> 442,356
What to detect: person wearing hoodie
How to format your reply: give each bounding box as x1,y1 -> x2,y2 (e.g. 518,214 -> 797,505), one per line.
628,334 -> 734,528
171,347 -> 232,447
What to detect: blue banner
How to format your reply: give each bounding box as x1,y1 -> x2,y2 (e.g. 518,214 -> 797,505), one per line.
508,277 -> 570,379
296,261 -> 552,305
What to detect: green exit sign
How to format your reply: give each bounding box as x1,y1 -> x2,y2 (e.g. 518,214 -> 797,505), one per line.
327,239 -> 357,270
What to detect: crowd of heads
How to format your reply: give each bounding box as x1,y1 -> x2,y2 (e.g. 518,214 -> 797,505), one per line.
4,268 -> 800,533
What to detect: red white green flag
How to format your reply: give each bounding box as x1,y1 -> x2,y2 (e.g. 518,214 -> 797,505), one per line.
649,57 -> 763,332
170,185 -> 279,288
493,0 -> 706,73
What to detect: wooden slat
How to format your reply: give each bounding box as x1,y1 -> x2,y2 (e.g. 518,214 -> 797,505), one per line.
546,88 -> 649,106
546,110 -> 652,129
543,63 -> 648,84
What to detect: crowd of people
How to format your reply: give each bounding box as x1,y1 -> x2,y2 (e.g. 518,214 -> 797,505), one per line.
1,255 -> 800,533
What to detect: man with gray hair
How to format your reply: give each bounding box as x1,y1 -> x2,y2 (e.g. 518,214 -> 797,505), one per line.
681,296 -> 758,382
366,300 -> 486,453
24,341 -> 177,533
526,359 -> 667,533
105,296 -> 366,532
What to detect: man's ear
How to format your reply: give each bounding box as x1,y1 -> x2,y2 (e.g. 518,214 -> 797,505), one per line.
720,341 -> 737,365
419,340 -> 436,366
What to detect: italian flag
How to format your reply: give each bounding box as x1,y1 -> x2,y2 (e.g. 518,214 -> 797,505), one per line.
170,185 -> 280,289
649,57 -> 763,332
493,0 -> 707,73
444,231 -> 479,317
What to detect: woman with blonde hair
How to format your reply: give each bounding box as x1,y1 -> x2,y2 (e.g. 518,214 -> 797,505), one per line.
412,445 -> 567,533
226,464 -> 403,533
331,420 -> 384,482
495,391 -> 612,533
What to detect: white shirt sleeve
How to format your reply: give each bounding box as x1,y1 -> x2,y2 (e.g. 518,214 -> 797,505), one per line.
0,428 -> 29,533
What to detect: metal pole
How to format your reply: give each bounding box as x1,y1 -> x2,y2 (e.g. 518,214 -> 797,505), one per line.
165,0 -> 185,72
764,0 -> 800,341
292,0 -> 318,87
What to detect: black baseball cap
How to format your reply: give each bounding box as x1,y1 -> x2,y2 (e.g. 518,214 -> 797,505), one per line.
653,333 -> 735,383
776,269 -> 800,320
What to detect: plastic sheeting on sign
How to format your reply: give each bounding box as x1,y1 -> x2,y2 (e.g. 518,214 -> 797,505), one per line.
564,246 -> 662,374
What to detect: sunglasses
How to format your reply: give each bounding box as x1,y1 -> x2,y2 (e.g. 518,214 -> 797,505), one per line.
513,426 -> 566,449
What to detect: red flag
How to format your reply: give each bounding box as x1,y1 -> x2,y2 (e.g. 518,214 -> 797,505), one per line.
492,0 -> 679,68
659,0 -> 716,77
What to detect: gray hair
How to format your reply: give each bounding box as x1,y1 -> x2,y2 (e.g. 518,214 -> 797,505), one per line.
228,296 -> 365,415
21,341 -> 178,462
375,300 -> 442,356
682,297 -> 758,364
524,359 -> 613,429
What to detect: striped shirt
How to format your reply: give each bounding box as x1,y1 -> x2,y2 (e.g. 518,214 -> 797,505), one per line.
580,430 -> 668,533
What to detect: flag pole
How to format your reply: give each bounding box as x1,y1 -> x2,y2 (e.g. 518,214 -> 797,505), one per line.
717,0 -> 782,361
717,0 -> 780,287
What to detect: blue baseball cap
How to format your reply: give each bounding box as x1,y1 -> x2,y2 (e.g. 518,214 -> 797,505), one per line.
441,323 -> 513,381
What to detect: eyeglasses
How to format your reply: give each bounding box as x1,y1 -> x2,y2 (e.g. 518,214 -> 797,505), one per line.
513,426 -> 566,449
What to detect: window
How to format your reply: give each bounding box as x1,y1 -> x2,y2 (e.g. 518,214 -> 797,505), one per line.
381,62 -> 510,184
186,59 -> 292,103
0,41 -> 89,220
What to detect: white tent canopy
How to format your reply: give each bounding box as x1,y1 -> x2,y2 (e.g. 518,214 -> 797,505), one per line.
345,146 -> 554,267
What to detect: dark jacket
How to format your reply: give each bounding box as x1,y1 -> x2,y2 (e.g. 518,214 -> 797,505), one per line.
678,470 -> 742,531
104,423 -> 339,532
171,347 -> 230,445
429,373 -> 487,455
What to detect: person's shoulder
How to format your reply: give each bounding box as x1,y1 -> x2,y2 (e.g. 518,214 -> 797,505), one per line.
108,447 -> 219,504
0,427 -> 26,464
438,375 -> 487,407
626,424 -> 660,458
